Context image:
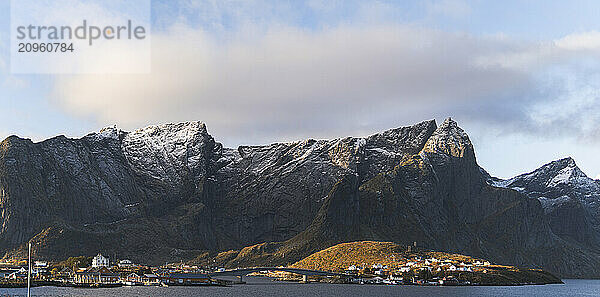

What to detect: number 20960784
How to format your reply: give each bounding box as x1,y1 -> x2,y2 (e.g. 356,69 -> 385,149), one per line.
18,43 -> 74,53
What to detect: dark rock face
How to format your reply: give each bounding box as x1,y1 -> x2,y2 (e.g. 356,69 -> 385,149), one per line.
1,118 -> 599,277
0,122 -> 221,263
210,119 -> 437,247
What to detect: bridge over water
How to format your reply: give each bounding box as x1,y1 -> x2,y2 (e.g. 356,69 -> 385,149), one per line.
209,267 -> 347,282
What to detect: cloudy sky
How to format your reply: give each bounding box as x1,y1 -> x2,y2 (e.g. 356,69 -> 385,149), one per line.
0,0 -> 599,179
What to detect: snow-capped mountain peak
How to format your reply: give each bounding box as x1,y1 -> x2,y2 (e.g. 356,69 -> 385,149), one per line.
499,157 -> 591,189
547,158 -> 588,187
421,117 -> 474,159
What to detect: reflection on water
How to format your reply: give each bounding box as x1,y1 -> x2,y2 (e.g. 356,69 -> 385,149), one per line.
0,278 -> 596,297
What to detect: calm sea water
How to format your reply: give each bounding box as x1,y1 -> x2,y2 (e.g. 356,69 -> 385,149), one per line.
0,278 -> 598,297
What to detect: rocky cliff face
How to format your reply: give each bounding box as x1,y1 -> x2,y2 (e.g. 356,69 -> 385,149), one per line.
1,118 -> 599,277
210,119 -> 437,247
0,122 -> 222,262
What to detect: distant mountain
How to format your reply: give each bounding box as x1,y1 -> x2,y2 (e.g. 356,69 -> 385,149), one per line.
1,118 -> 600,278
492,158 -> 600,250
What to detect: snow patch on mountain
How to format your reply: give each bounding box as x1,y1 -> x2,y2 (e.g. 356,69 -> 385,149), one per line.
97,126 -> 121,140
120,121 -> 217,186
538,195 -> 572,213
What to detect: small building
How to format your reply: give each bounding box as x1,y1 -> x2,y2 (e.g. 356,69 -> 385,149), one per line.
162,273 -> 212,286
142,273 -> 160,285
74,267 -> 119,284
345,265 -> 358,275
125,272 -> 142,283
118,260 -> 134,268
7,267 -> 27,280
92,254 -> 110,268
55,267 -> 74,283
399,266 -> 411,273
364,276 -> 384,285
425,258 -> 439,265
34,261 -> 48,268
388,274 -> 403,281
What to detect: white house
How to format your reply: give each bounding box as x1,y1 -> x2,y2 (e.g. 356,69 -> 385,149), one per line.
425,258 -> 439,265
34,261 -> 48,268
118,260 -> 133,267
388,274 -> 403,281
92,253 -> 110,268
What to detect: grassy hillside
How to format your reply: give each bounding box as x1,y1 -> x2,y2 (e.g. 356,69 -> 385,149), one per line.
290,241 -> 562,285
291,241 -> 475,271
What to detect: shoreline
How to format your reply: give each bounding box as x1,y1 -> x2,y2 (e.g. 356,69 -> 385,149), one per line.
0,276 -> 564,289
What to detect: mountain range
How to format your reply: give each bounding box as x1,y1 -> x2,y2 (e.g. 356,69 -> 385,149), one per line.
1,118 -> 599,277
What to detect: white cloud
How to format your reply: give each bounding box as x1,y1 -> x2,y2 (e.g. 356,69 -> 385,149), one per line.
53,24 -> 534,144
555,31 -> 600,51
460,31 -> 600,142
49,17 -> 600,147
475,31 -> 600,71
